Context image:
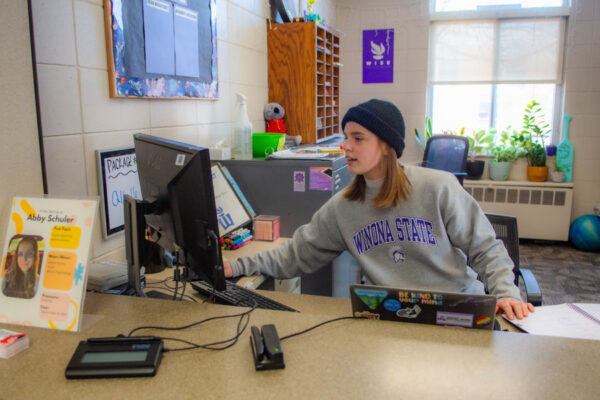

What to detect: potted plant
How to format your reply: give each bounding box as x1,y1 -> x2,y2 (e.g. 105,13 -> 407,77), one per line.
488,143 -> 518,181
414,116 -> 433,149
520,100 -> 551,182
545,145 -> 565,182
465,129 -> 494,180
493,127 -> 528,180
550,164 -> 565,182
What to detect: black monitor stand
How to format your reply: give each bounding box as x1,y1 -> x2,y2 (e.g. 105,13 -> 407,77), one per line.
123,195 -> 173,299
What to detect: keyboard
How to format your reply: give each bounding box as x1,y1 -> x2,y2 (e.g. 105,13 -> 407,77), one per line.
190,280 -> 298,312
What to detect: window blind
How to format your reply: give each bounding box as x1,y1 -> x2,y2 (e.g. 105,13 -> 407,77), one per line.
429,17 -> 565,84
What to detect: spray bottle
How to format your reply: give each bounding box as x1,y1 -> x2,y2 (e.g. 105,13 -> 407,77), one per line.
231,93 -> 253,160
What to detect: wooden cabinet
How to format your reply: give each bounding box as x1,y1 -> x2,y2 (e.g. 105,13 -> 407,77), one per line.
267,22 -> 341,144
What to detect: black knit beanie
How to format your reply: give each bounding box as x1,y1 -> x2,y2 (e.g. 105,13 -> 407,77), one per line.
341,99 -> 405,158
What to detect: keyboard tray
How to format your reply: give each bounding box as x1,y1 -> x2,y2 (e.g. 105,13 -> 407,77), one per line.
191,280 -> 298,312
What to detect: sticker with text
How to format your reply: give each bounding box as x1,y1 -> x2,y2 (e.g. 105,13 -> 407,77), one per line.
354,311 -> 380,320
436,311 -> 473,327
398,290 -> 443,305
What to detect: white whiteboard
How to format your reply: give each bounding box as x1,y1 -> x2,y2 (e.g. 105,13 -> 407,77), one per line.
96,147 -> 142,238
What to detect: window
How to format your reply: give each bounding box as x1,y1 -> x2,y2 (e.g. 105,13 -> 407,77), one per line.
433,1 -> 565,12
428,1 -> 568,143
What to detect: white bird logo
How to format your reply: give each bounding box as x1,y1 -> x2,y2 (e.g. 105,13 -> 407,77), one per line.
370,41 -> 385,60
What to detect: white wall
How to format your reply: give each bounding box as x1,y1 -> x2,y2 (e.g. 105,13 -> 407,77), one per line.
335,0 -> 429,166
563,0 -> 600,221
0,1 -> 45,250
335,0 -> 600,220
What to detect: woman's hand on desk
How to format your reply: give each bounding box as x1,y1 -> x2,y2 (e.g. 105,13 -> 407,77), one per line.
223,260 -> 233,278
496,298 -> 535,320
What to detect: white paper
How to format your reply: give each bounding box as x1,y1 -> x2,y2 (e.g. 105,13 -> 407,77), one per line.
504,303 -> 600,341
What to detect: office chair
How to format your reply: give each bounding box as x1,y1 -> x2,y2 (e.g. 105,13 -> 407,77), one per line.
422,135 -> 469,185
485,212 -> 542,306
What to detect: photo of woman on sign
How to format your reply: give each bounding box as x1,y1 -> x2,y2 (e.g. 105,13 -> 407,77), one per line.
2,236 -> 42,299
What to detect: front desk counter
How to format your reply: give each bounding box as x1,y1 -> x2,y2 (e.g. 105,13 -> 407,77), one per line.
2,286 -> 600,398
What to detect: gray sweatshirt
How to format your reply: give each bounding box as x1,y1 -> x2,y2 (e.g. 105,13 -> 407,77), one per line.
231,165 -> 521,300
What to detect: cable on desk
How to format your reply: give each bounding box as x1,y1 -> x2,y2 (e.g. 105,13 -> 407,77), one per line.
126,304 -> 257,352
143,284 -> 198,303
279,316 -> 355,341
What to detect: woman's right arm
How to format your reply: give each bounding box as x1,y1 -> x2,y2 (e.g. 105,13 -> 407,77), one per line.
229,198 -> 346,279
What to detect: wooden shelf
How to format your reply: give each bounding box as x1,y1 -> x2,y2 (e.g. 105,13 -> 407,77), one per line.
267,21 -> 341,144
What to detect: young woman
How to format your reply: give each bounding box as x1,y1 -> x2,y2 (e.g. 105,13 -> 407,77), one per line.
224,99 -> 534,320
2,236 -> 39,299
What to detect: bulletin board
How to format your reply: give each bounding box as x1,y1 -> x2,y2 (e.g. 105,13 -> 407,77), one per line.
103,0 -> 218,99
96,147 -> 142,238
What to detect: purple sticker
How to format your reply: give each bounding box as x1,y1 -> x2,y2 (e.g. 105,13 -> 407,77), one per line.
309,167 -> 333,191
436,311 -> 474,328
363,29 -> 394,84
293,171 -> 305,192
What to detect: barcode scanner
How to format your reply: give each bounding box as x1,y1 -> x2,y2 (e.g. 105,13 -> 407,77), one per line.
250,324 -> 285,370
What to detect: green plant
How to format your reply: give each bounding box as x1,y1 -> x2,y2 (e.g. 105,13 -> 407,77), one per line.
466,129 -> 494,162
527,143 -> 547,167
414,116 -> 432,148
521,100 -> 551,166
490,143 -> 518,163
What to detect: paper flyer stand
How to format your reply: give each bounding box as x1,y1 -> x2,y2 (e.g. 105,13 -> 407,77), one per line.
0,197 -> 97,332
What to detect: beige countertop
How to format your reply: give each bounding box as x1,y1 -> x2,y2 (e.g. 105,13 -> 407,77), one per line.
1,290 -> 599,399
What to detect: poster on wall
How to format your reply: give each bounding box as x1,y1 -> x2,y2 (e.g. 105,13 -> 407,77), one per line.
0,197 -> 97,332
103,0 -> 218,99
363,29 -> 394,84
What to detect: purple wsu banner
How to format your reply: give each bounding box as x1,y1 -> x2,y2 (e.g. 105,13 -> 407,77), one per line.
363,29 -> 394,84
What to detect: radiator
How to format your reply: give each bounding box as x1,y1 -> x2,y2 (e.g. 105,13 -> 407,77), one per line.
463,180 -> 574,241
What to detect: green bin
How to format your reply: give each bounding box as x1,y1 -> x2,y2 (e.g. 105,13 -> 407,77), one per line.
252,133 -> 286,159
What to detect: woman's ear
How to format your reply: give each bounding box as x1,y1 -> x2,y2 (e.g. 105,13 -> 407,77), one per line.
379,139 -> 391,156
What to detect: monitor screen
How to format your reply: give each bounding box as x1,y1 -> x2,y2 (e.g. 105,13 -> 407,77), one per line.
132,133 -> 225,291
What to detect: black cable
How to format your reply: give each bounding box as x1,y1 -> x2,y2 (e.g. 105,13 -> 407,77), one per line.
160,310 -> 251,352
127,304 -> 256,341
279,316 -> 355,341
179,279 -> 187,302
143,285 -> 198,303
172,252 -> 181,301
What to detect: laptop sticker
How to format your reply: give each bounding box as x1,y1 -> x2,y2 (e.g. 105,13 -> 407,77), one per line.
396,304 -> 422,319
383,299 -> 401,312
398,290 -> 444,305
354,311 -> 380,320
436,311 -> 473,327
354,288 -> 388,310
476,316 -> 492,326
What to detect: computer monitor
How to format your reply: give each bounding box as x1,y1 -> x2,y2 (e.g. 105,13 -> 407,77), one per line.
124,133 -> 226,295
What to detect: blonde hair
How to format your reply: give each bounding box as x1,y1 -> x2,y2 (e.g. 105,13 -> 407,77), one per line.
342,147 -> 412,208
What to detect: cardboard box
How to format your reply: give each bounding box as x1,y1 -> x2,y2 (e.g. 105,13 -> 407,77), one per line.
253,215 -> 280,241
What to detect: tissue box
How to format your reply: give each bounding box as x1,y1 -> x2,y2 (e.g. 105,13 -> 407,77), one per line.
209,147 -> 231,160
253,215 -> 280,241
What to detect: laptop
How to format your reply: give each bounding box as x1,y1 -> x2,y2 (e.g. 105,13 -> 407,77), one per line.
349,284 -> 497,330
